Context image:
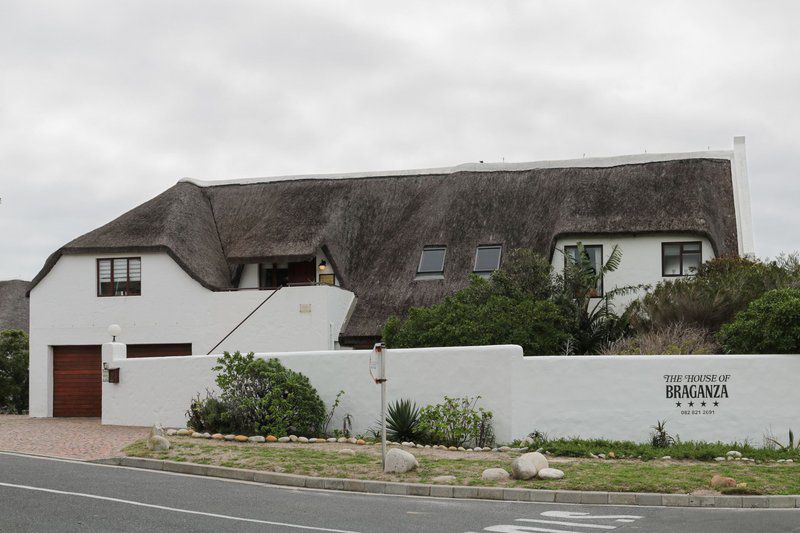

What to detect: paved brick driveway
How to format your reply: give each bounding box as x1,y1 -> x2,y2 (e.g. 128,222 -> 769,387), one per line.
0,415 -> 148,460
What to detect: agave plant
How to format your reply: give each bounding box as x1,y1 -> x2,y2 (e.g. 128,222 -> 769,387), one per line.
766,429 -> 800,451
382,398 -> 421,442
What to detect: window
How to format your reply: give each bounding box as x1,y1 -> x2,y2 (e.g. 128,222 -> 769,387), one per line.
318,273 -> 336,285
97,257 -> 141,296
416,246 -> 446,277
564,245 -> 603,297
474,245 -> 502,274
259,263 -> 289,288
662,242 -> 702,276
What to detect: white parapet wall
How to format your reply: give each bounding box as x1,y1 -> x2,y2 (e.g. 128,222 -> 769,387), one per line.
102,346 -> 800,445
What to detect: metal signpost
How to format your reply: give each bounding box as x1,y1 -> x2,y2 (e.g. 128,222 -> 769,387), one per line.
371,343 -> 387,469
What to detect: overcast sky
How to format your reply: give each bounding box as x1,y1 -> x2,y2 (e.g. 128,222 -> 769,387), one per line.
1,1 -> 798,280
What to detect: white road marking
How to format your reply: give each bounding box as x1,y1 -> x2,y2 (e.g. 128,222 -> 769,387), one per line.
0,481 -> 360,533
516,518 -> 616,529
541,511 -> 643,520
484,525 -> 586,533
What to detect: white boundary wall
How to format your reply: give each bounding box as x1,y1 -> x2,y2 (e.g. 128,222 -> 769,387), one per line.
102,346 -> 800,445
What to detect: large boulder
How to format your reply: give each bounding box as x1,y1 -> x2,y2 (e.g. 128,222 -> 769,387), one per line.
384,448 -> 419,474
481,468 -> 510,481
147,435 -> 170,451
512,452 -> 549,480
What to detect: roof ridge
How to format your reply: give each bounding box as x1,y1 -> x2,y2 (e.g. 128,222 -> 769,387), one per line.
179,150 -> 734,187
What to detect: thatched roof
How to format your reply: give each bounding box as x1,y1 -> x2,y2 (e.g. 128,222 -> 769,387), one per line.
0,280 -> 30,333
29,155 -> 739,342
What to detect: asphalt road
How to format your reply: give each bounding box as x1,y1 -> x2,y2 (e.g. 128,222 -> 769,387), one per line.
0,452 -> 798,533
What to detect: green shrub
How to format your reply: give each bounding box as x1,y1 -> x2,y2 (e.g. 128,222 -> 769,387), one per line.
635,257 -> 799,332
186,394 -> 230,433
383,398 -> 421,442
600,323 -> 720,355
719,288 -> 800,354
0,330 -> 29,414
384,288 -> 570,356
417,396 -> 494,448
187,351 -> 326,436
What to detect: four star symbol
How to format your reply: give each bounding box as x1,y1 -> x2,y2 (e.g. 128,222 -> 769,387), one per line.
675,400 -> 722,408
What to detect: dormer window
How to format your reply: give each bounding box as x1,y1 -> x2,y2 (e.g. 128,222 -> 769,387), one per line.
473,245 -> 502,274
416,246 -> 446,279
97,257 -> 141,296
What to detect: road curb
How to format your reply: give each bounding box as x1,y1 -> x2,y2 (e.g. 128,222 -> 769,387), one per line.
95,457 -> 800,509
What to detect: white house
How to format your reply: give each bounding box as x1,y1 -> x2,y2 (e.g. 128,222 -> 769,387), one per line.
27,137 -> 753,418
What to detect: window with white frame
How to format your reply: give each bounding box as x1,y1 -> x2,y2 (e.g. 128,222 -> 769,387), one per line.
416,246 -> 447,277
564,244 -> 603,297
473,245 -> 502,274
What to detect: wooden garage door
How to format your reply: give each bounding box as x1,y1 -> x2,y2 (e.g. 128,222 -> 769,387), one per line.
126,343 -> 192,358
53,345 -> 101,417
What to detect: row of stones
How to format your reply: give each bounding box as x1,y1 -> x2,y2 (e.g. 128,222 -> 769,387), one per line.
110,457 -> 800,508
168,429 -> 526,453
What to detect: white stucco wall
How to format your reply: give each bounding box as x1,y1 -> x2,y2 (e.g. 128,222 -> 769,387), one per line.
551,233 -> 716,310
512,354 -> 800,443
102,344 -> 799,445
102,345 -> 520,442
28,252 -> 356,417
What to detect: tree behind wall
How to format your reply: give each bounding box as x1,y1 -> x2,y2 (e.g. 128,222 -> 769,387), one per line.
0,330 -> 29,414
384,250 -> 571,355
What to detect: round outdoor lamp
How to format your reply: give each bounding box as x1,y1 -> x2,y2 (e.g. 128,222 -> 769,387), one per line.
318,260 -> 327,271
108,324 -> 122,342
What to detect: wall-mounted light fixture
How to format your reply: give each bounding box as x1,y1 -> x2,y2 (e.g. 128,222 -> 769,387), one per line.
318,260 -> 327,271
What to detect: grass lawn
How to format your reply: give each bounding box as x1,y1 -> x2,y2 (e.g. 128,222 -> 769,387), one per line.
124,437 -> 800,495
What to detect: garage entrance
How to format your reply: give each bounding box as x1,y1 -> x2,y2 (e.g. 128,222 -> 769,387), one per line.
53,345 -> 102,417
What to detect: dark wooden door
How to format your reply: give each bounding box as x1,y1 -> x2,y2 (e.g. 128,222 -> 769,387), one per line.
287,260 -> 316,284
53,345 -> 101,417
126,343 -> 193,358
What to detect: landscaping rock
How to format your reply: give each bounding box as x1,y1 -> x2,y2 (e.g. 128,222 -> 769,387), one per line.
298,437 -> 309,443
589,453 -> 599,459
661,456 -> 671,460
431,475 -> 457,484
512,452 -> 548,480
190,432 -> 203,438
234,435 -> 249,442
481,468 -> 510,481
337,437 -> 347,443
726,450 -> 742,458
607,452 -> 616,459
202,432 -> 211,439
498,446 -> 511,452
402,442 -> 414,447
786,459 -> 794,463
289,435 -> 298,442
147,435 -> 170,451
447,446 -> 458,451
166,429 -> 177,436
482,447 -> 491,452
521,436 -> 535,447
278,437 -> 291,443
176,429 -> 192,436
491,448 -> 499,452
211,434 -> 224,440
223,434 -> 236,441
338,449 -> 356,456
327,438 -> 337,443
473,447 -> 482,452
711,474 -> 737,489
356,439 -> 366,445
384,448 -> 419,474
714,457 -> 725,461
598,453 -> 606,459
248,436 -> 266,443
308,438 -> 317,443
537,468 -> 564,480
348,438 -> 358,444
266,435 -> 277,442
457,447 -> 466,452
